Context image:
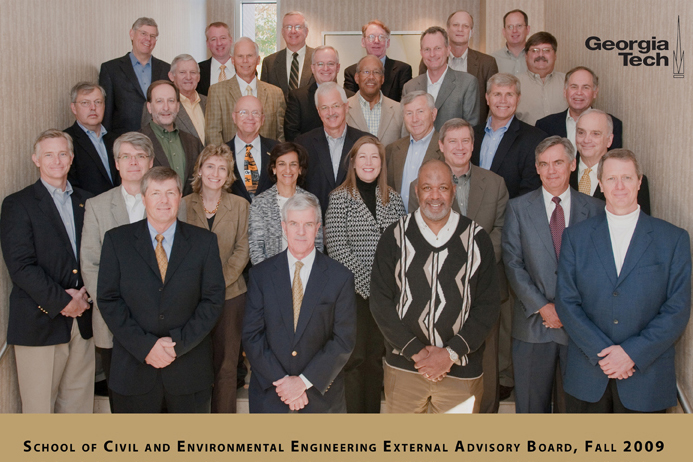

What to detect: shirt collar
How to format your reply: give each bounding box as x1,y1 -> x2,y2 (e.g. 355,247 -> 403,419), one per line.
147,219 -> 177,243
236,74 -> 257,92
325,125 -> 348,142
235,134 -> 261,152
542,185 -> 571,205
410,127 -> 435,146
287,246 -> 316,269
358,91 -> 383,108
121,185 -> 142,204
450,48 -> 469,61
453,166 -> 472,183
485,115 -> 514,134
77,121 -> 107,138
129,51 -> 151,68
427,65 -> 449,86
150,120 -> 178,136
41,178 -> 73,197
527,69 -> 557,82
180,92 -> 200,105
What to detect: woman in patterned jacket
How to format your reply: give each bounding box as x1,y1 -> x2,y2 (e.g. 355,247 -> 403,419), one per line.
324,135 -> 406,413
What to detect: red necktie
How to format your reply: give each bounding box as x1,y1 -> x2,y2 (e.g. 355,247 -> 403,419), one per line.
550,196 -> 565,259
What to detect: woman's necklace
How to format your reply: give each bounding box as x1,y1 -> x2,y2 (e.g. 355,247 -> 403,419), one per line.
203,196 -> 221,215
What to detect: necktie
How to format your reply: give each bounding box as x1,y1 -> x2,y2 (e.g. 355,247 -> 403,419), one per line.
289,52 -> 299,90
292,261 -> 304,331
578,167 -> 592,195
244,144 -> 258,195
246,85 -> 253,96
219,64 -> 227,82
155,234 -> 168,282
550,196 -> 565,259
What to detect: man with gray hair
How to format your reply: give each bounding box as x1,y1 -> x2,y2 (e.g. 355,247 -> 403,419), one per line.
295,82 -> 369,219
503,136 -> 604,413
243,193 -> 356,412
99,17 -> 170,135
65,81 -> 120,195
142,54 -> 207,144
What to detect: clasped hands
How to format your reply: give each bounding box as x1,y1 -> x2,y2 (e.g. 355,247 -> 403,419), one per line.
539,303 -> 563,329
412,346 -> 453,382
61,287 -> 90,317
597,345 -> 635,380
145,337 -> 177,368
273,376 -> 308,411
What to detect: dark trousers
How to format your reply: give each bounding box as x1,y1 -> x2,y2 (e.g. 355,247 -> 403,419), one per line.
111,374 -> 212,413
212,294 -> 246,413
566,379 -> 667,413
512,338 -> 567,413
97,346 -> 114,411
479,317 -> 500,413
345,293 -> 384,413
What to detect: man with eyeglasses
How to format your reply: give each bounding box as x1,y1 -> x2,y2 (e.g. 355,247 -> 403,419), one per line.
285,46 -> 354,141
295,82 -> 369,220
515,32 -> 568,126
343,20 -> 412,102
99,17 -> 170,136
65,82 -> 120,195
346,55 -> 407,146
261,11 -> 314,99
492,10 -> 531,76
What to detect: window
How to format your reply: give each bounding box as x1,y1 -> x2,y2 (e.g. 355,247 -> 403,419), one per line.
236,0 -> 278,70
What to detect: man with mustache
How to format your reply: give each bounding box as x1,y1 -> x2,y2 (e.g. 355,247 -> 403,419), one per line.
516,32 -> 567,126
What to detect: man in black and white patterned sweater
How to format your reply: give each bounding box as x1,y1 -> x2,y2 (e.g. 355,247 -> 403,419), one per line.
370,159 -> 500,413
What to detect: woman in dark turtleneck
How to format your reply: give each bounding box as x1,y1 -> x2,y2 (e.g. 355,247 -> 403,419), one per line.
324,136 -> 406,413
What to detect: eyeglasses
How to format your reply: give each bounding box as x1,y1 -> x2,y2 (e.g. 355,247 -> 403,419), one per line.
118,154 -> 150,161
314,61 -> 337,69
505,24 -> 526,31
283,25 -> 305,32
235,110 -> 263,119
529,47 -> 554,54
365,34 -> 389,43
318,103 -> 344,112
76,100 -> 104,108
137,30 -> 158,40
358,70 -> 383,77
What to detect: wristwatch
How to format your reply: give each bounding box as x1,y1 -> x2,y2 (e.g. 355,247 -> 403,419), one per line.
445,346 -> 459,363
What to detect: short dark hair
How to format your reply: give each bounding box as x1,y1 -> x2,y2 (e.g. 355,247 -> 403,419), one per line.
525,32 -> 558,54
439,118 -> 474,145
503,9 -> 528,27
564,66 -> 599,89
267,142 -> 309,185
146,80 -> 179,103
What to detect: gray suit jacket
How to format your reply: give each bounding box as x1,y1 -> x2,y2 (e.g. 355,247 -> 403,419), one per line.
402,67 -> 480,130
385,131 -> 443,194
141,93 -> 207,144
502,187 -> 604,344
346,93 -> 408,147
260,47 -> 315,98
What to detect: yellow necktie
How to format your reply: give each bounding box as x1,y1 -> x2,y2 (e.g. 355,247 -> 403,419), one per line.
578,167 -> 592,195
219,64 -> 227,82
292,261 -> 304,331
246,85 -> 253,96
155,234 -> 168,282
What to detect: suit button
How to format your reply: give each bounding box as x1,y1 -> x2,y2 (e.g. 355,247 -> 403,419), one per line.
292,351 -> 297,357
613,292 -> 618,296
159,287 -> 163,292
72,269 -> 78,274
614,319 -> 619,324
159,315 -> 165,320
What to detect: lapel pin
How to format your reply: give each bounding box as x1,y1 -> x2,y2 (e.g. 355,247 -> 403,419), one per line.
79,203 -> 84,207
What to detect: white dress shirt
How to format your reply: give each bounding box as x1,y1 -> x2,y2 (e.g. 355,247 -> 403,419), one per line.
606,205 -> 640,276
121,186 -> 145,223
210,57 -> 235,86
542,186 -> 572,227
234,135 -> 262,178
448,49 -> 469,72
285,45 -> 307,86
236,75 -> 258,97
426,66 -> 449,102
414,208 -> 460,247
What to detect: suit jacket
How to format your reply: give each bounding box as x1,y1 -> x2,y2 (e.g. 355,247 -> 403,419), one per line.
385,131 -> 444,194
344,56 -> 413,102
419,49 -> 499,122
1,180 -> 93,346
295,125 -> 370,219
503,188 -> 604,346
242,249 -> 356,412
141,93 -> 207,144
536,109 -> 624,149
226,135 -> 279,203
140,123 -> 202,196
205,77 -> 286,145
183,191 -> 249,300
346,92 -> 408,147
556,212 -> 691,412
64,122 -> 120,195
285,82 -> 355,141
569,153 -> 651,215
99,53 -> 170,135
197,58 -> 213,96
472,116 -> 546,199
402,67 -> 480,129
97,220 -> 225,396
260,47 -> 315,98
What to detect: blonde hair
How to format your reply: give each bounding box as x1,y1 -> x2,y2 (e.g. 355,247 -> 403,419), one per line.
191,144 -> 236,194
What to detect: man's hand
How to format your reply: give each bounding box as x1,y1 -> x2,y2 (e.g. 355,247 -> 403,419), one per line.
273,376 -> 307,404
598,345 -> 635,379
287,391 -> 309,411
145,337 -> 177,369
415,346 -> 453,381
539,303 -> 563,329
61,287 -> 90,318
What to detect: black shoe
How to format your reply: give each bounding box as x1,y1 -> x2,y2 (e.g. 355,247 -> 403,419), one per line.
94,380 -> 109,397
499,385 -> 514,401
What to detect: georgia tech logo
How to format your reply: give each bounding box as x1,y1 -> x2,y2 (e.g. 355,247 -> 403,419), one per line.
674,16 -> 684,78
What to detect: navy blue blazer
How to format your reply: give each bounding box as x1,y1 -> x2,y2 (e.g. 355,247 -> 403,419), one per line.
536,109 -> 623,149
242,249 -> 356,413
196,58 -> 213,96
227,135 -> 279,203
556,211 -> 691,411
64,122 -> 120,195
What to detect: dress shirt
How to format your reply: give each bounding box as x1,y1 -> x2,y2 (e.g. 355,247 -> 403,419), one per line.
287,246 -> 317,390
121,185 -> 145,223
479,116 -> 514,170
606,205 -> 640,276
234,135 -> 262,177
577,158 -> 599,196
566,111 -> 578,150
41,179 -> 77,259
448,49 -> 469,72
491,46 -> 527,75
516,70 -> 567,125
210,57 -> 235,86
236,75 -> 258,97
285,45 -> 307,86
149,121 -> 186,182
77,121 -> 112,182
147,219 -> 176,260
325,125 -> 348,180
400,128 -> 435,212
453,167 -> 472,215
414,208 -> 460,247
426,66 -> 449,102
358,91 -> 383,136
128,52 -> 153,97
542,186 -> 571,227
180,92 -> 206,144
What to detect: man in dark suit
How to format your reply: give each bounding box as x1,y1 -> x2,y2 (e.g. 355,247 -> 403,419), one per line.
97,167 -> 225,413
295,82 -> 369,220
536,66 -> 623,150
260,11 -> 314,99
343,20 -> 412,102
140,80 -> 203,196
225,95 -> 279,203
243,193 -> 356,413
1,130 -> 94,413
572,109 -> 650,214
65,82 -> 120,195
503,136 -> 604,413
403,26 -> 479,129
556,149 -> 691,413
99,17 -> 170,135
197,22 -> 234,97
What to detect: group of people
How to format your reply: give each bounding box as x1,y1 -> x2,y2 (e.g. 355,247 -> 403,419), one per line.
1,8 -> 689,416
